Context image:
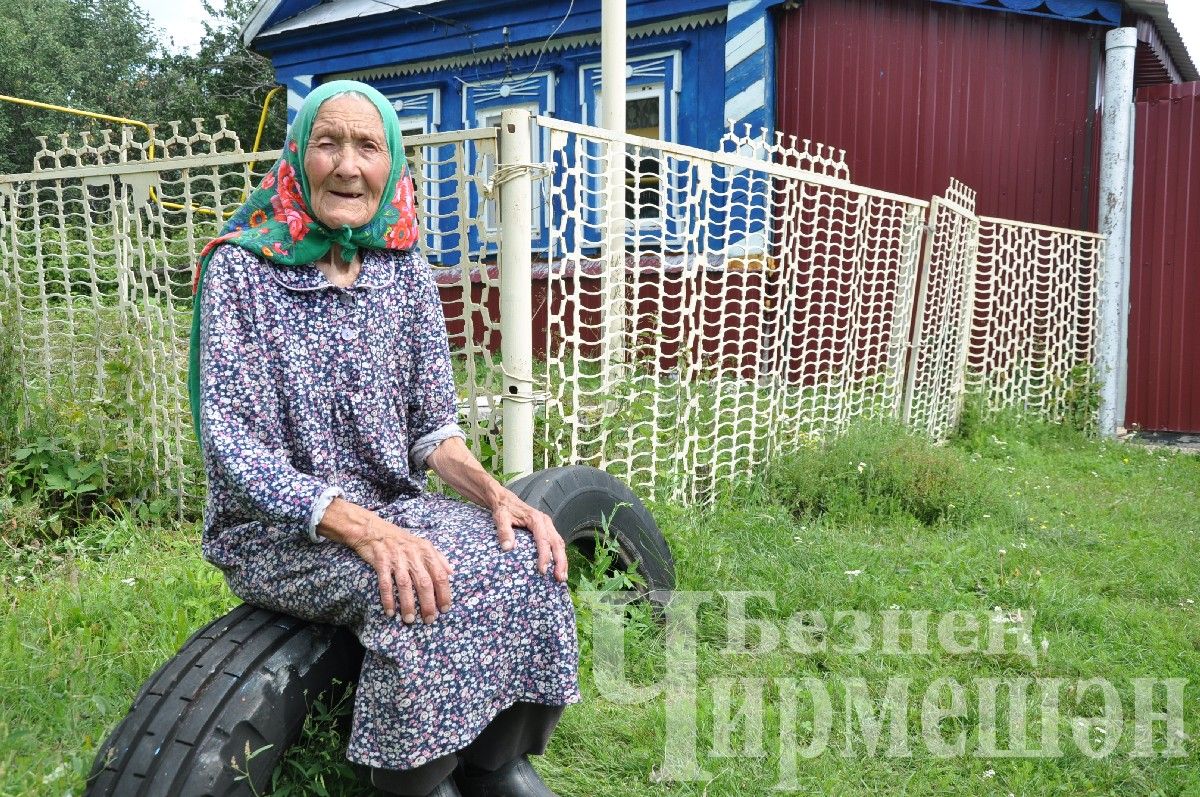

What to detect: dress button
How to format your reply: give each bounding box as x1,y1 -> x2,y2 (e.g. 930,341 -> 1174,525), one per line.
338,292 -> 356,305
340,326 -> 359,342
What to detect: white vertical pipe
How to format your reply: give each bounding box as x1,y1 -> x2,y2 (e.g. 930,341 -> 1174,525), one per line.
600,0 -> 628,387
1116,100 -> 1136,426
499,108 -> 534,477
1097,27 -> 1137,438
601,0 -> 626,134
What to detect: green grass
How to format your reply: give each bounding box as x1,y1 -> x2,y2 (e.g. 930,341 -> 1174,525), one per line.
2,418 -> 1199,795
0,513 -> 236,792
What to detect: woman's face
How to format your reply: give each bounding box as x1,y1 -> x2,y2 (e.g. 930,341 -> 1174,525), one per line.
303,94 -> 391,229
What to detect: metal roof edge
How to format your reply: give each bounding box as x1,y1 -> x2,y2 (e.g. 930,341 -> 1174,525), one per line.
1125,0 -> 1199,82
241,0 -> 282,48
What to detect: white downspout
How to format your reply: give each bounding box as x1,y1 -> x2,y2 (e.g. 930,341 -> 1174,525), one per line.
1097,27 -> 1137,438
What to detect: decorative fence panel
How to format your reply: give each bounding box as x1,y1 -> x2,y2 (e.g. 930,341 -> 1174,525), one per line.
406,128 -> 505,470
902,180 -> 981,439
537,117 -> 927,504
969,217 -> 1102,420
0,115 -> 1104,513
0,123 -> 502,514
0,123 -> 260,515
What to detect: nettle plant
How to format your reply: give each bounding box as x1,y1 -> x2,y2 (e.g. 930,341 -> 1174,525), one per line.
5,437 -> 106,515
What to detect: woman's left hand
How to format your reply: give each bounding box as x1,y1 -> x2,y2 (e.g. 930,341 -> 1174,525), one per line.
491,489 -> 569,583
426,437 -> 568,583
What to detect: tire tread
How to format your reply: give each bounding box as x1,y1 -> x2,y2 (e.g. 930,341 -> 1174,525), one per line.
86,605 -> 361,797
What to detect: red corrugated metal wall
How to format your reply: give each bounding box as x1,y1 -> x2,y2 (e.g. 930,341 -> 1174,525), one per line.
775,0 -> 1103,230
1127,82 -> 1200,433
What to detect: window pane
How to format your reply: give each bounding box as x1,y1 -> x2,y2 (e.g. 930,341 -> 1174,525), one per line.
627,96 -> 660,138
625,96 -> 662,219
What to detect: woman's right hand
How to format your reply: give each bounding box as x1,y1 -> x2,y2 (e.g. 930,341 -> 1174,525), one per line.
318,498 -> 453,623
349,518 -> 454,623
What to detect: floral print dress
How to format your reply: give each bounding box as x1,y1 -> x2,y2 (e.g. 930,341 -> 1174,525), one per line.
197,243 -> 580,770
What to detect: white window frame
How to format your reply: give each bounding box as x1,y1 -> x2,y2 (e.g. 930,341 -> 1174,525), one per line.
580,51 -> 683,241
580,50 -> 681,140
462,72 -> 555,246
385,87 -> 442,254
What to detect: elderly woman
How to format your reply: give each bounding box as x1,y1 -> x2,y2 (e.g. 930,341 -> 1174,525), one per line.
187,80 -> 579,797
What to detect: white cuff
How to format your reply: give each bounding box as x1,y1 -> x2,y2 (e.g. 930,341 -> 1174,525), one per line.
307,485 -> 345,543
410,422 -> 468,471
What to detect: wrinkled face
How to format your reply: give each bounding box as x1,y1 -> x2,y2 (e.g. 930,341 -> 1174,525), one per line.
303,94 -> 391,230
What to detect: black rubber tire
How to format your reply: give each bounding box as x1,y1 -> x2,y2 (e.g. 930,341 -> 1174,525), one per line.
85,603 -> 363,797
508,465 -> 676,600
87,468 -> 673,795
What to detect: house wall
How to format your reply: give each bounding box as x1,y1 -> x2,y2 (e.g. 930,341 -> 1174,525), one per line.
776,0 -> 1105,230
1127,81 -> 1200,433
360,23 -> 730,150
256,1 -> 742,141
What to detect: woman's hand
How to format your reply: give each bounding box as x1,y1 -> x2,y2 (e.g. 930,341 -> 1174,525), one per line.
491,488 -> 569,583
318,498 -> 453,623
348,518 -> 455,623
427,437 -> 569,583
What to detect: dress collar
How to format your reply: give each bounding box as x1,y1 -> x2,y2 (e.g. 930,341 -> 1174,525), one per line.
267,248 -> 396,293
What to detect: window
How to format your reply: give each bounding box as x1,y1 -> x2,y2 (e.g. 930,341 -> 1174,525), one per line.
581,52 -> 682,238
384,87 -> 441,253
625,91 -> 665,221
463,72 -> 554,247
580,51 -> 680,139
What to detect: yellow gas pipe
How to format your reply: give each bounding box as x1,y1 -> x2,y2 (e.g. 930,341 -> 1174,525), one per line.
0,88 -> 283,217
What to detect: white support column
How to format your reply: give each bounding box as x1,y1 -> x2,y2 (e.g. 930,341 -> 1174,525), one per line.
499,108 -> 534,478
1097,27 -> 1137,438
600,0 -> 628,389
601,0 -> 627,135
1117,100 -> 1136,425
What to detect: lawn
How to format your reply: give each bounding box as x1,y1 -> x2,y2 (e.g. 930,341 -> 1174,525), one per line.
2,416 -> 1198,795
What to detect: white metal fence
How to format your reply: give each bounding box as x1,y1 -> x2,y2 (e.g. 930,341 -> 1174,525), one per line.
968,217 -> 1101,421
0,113 -> 1102,512
0,121 -> 504,511
537,117 -> 930,504
901,179 -> 981,439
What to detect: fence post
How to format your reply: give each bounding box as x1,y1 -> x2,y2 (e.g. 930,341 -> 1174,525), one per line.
498,108 -> 535,478
902,201 -> 938,427
600,0 -> 629,393
1097,27 -> 1137,438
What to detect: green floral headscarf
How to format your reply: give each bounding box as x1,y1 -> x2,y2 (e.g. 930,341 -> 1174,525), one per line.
188,80 -> 419,447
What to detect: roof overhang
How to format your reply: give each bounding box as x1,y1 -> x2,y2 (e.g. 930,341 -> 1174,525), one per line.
241,0 -> 331,48
1124,0 -> 1199,82
252,0 -> 446,42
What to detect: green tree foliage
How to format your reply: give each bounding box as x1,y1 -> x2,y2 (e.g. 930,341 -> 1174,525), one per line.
0,0 -> 283,174
154,0 -> 285,152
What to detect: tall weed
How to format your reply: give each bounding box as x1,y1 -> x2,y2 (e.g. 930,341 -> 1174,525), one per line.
0,298 -> 188,540
766,420 -> 1017,527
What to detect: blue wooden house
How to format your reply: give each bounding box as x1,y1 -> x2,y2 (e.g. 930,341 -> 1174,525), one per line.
242,0 -> 774,152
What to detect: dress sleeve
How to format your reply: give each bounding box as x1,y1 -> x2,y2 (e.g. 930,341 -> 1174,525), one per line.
404,255 -> 466,474
199,246 -> 339,542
